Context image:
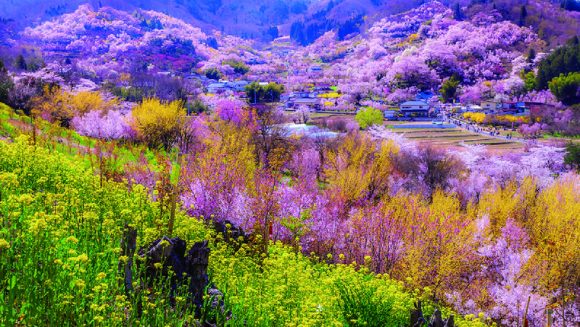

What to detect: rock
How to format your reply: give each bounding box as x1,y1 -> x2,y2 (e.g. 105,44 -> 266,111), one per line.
410,301 -> 454,327
212,220 -> 247,244
186,240 -> 210,314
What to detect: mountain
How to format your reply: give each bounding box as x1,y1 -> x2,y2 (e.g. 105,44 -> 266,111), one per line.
1,0 -> 578,107
1,0 -> 578,44
0,0 -> 315,41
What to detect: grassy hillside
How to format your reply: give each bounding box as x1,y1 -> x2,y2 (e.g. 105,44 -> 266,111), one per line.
0,104 -> 487,325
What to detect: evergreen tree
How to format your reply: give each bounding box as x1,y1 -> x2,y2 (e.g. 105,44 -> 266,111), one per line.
527,48 -> 536,64
519,5 -> 527,26
15,54 -> 27,71
441,75 -> 460,103
536,36 -> 580,90
453,4 -> 463,21
0,60 -> 14,103
549,72 -> 580,105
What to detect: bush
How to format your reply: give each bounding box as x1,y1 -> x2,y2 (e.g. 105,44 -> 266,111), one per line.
549,72 -> 580,105
536,36 -> 580,90
564,142 -> 580,171
355,107 -> 383,129
131,98 -> 187,150
204,67 -> 222,80
37,89 -> 117,127
223,59 -> 250,75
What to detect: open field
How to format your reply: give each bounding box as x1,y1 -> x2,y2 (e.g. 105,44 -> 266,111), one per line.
384,122 -> 524,152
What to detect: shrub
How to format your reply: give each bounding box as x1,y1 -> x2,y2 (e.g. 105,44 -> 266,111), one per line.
131,98 -> 187,149
536,36 -> 580,90
204,67 -> 222,80
549,72 -> 580,106
564,142 -> 580,171
355,107 -> 383,129
223,59 -> 250,75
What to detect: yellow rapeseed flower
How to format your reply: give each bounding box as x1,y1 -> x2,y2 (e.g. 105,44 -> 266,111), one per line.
0,239 -> 10,250
66,236 -> 79,244
74,279 -> 86,290
76,253 -> 89,263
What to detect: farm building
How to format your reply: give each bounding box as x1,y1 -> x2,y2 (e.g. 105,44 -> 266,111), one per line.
399,101 -> 430,118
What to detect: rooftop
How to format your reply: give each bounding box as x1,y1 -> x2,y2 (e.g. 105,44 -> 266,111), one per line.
401,101 -> 429,106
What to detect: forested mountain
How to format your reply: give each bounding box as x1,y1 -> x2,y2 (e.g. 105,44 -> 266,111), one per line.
1,0 -> 578,45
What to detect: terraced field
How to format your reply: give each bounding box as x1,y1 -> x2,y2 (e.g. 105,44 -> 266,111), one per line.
387,124 -> 524,151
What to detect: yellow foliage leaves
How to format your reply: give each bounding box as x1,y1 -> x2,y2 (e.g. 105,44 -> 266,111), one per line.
462,112 -> 486,124
325,133 -> 398,204
131,98 -> 187,150
525,175 -> 580,293
318,92 -> 341,99
35,88 -> 116,126
396,192 -> 479,298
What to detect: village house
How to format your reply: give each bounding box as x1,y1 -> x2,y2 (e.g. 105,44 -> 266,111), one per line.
399,100 -> 430,118
526,101 -> 557,119
481,101 -> 501,112
287,97 -> 321,111
207,80 -> 250,93
383,109 -> 400,120
207,82 -> 227,93
228,80 -> 249,92
308,66 -> 323,74
313,83 -> 333,92
466,104 -> 484,111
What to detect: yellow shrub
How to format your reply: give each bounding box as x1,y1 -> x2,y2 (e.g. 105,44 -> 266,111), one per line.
131,98 -> 187,150
462,112 -> 486,124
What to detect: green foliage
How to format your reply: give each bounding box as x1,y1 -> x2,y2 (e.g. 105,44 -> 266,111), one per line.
105,83 -> 146,102
564,142 -> 580,171
519,5 -> 527,26
527,48 -> 536,63
204,67 -> 223,81
355,107 -> 383,129
0,60 -> 14,103
336,279 -> 402,326
536,36 -> 580,90
441,75 -> 460,103
15,54 -> 27,70
187,99 -> 209,114
524,71 -> 537,91
223,59 -> 250,75
245,82 -> 284,104
548,72 -> 580,105
263,82 -> 284,103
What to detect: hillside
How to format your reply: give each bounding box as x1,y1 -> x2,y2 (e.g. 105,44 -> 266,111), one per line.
2,0 -> 578,45
0,1 -> 579,325
0,103 -> 491,326
0,0 -> 314,40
